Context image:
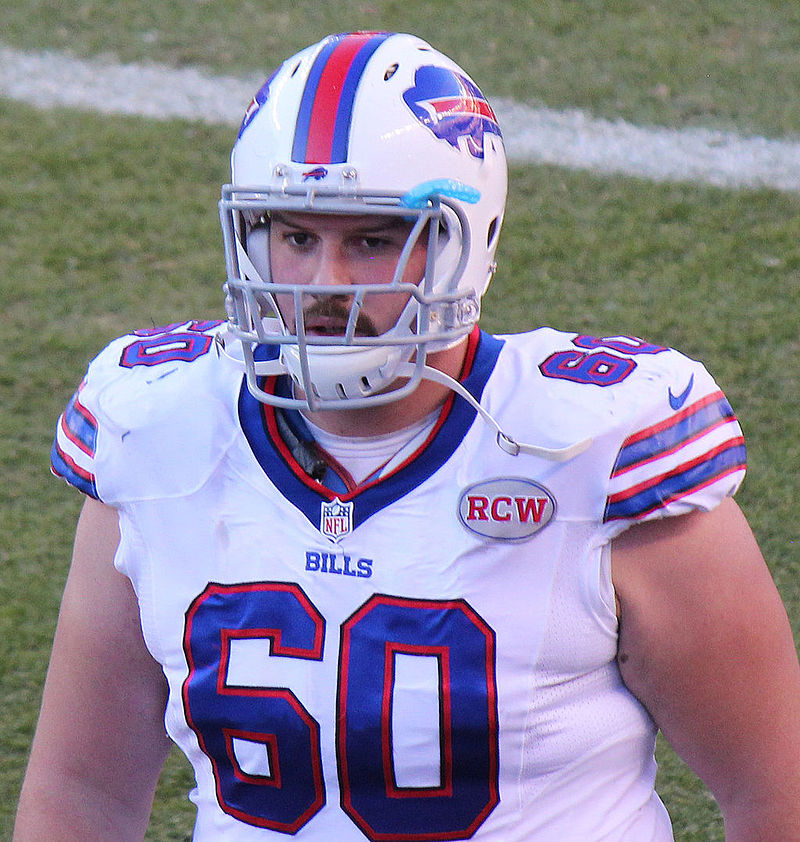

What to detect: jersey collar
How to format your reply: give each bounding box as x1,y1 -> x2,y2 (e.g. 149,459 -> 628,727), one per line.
238,327 -> 504,533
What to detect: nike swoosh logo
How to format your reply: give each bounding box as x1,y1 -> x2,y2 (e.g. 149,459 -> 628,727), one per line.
668,374 -> 695,410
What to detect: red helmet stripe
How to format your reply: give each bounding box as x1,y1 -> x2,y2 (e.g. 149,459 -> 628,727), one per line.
293,32 -> 391,164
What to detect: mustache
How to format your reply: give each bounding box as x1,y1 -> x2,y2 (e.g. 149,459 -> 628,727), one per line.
300,298 -> 379,337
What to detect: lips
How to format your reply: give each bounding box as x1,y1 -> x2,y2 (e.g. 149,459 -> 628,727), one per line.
304,315 -> 349,336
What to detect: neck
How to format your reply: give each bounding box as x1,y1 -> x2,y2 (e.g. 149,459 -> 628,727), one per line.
301,339 -> 470,437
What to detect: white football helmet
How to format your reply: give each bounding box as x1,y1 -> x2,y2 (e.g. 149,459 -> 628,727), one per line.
219,31 -> 508,410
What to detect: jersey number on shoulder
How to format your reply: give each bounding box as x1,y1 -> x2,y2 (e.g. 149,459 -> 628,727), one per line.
119,320 -> 222,368
183,583 -> 499,840
539,334 -> 667,386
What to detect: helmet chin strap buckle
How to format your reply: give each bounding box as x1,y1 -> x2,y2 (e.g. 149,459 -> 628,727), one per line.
496,432 -> 520,456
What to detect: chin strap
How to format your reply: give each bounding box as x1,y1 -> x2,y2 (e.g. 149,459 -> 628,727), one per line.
394,362 -> 593,462
217,334 -> 593,462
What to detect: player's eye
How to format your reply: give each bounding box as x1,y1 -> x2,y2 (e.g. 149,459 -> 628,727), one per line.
285,231 -> 313,248
360,235 -> 390,250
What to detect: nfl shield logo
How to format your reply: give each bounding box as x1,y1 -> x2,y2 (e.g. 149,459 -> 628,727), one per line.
320,498 -> 354,543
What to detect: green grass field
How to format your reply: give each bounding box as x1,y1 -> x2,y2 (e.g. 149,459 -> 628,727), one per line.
2,2 -> 799,840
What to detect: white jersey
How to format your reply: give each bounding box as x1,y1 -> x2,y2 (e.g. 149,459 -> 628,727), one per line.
52,321 -> 746,841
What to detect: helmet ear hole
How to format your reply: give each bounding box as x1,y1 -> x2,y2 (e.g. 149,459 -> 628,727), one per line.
487,217 -> 499,248
384,63 -> 399,81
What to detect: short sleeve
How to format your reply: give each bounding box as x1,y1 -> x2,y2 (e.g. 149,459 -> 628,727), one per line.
602,362 -> 746,529
50,320 -> 237,504
51,378 -> 101,499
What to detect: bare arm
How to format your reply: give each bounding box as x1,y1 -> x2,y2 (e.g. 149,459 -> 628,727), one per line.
612,497 -> 800,841
14,497 -> 172,841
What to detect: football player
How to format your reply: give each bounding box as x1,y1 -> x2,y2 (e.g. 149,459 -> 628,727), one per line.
15,32 -> 800,842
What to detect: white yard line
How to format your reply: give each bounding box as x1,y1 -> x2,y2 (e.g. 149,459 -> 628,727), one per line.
2,44 -> 799,192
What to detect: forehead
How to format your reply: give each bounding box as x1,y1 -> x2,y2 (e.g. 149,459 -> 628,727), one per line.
270,211 -> 411,234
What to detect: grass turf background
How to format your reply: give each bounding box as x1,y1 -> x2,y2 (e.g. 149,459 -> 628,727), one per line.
2,3 -> 799,838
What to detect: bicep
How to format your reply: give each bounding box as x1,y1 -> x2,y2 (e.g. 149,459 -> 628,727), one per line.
611,498 -> 800,828
16,497 -> 171,838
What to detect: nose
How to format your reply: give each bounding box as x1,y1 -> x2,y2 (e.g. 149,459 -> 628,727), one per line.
308,241 -> 351,289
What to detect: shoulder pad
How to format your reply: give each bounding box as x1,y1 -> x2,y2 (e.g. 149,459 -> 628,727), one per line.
497,330 -> 746,529
52,321 -> 243,503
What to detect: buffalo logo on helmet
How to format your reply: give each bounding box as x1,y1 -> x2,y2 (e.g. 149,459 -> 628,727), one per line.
403,66 -> 502,159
